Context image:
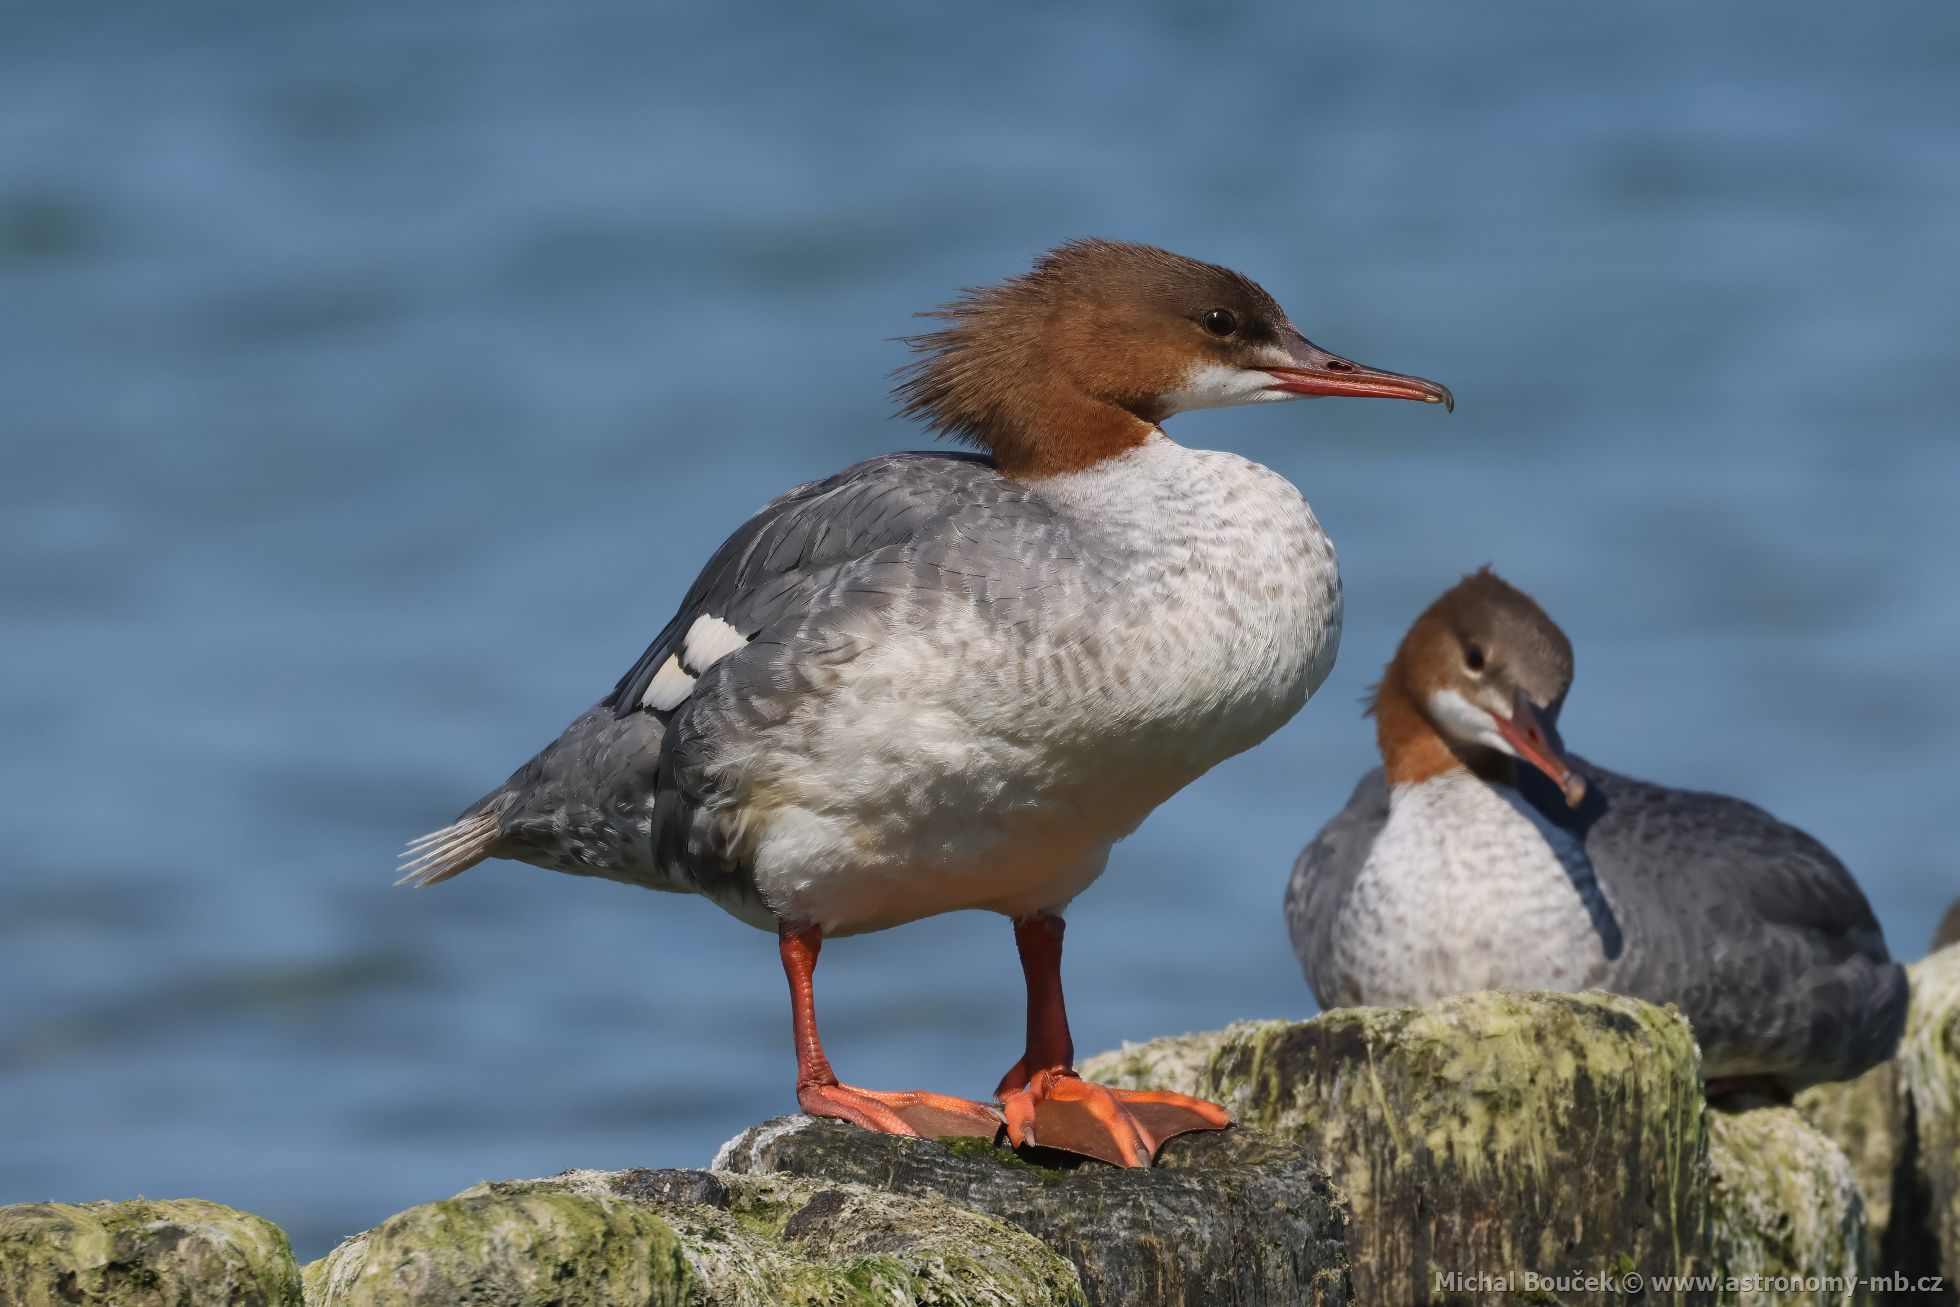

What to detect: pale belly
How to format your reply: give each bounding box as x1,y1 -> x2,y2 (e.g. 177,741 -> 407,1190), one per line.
748,779 -> 1156,936
742,619 -> 1301,935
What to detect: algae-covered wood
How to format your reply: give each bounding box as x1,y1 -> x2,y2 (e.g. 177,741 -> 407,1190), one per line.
715,1114 -> 1349,1307
0,1197 -> 304,1307
1800,945 -> 1960,1300
1704,1105 -> 1871,1306
1085,990 -> 1711,1305
303,1165 -> 1082,1307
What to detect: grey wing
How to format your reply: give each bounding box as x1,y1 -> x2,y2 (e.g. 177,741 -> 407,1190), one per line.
450,451 -> 1061,912
1285,768 -> 1391,1008
645,455 -> 1080,886
605,450 -> 1004,716
1566,762 -> 1908,1087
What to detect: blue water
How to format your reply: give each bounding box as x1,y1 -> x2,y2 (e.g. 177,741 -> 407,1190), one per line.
3,1 -> 1956,1260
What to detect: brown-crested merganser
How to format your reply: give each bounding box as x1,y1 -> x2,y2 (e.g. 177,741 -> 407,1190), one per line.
403,239 -> 1451,1165
1286,568 -> 1908,1095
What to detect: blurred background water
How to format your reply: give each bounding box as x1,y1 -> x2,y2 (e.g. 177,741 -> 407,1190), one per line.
2,0 -> 1956,1260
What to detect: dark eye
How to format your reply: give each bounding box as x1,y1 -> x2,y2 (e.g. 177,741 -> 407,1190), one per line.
1201,308 -> 1238,337
1464,643 -> 1486,673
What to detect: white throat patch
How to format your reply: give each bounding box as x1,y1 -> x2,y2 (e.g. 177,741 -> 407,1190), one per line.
1425,687 -> 1512,757
1157,362 -> 1293,416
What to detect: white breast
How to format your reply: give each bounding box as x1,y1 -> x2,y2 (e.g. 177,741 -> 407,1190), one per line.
1325,772 -> 1613,1005
1031,435 -> 1343,757
748,434 -> 1343,935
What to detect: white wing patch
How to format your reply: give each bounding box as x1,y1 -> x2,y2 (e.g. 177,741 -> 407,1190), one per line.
639,615 -> 750,712
641,655 -> 696,711
681,614 -> 748,672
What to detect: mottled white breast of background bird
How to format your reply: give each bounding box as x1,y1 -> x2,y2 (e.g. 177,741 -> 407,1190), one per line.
1326,771 -> 1610,1004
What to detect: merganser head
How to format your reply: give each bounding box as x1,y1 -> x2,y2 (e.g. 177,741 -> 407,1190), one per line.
896,238 -> 1451,479
1371,567 -> 1587,805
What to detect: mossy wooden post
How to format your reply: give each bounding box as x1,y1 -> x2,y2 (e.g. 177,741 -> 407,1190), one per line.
1085,991 -> 1712,1306
1906,949 -> 1960,1295
1799,1057 -> 1905,1246
714,1115 -> 1350,1306
0,1198 -> 304,1307
1704,1105 -> 1870,1304
303,1166 -> 1083,1307
1801,945 -> 1960,1299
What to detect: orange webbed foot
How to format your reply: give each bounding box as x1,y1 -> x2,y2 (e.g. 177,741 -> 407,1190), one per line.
997,1068 -> 1233,1167
798,1081 -> 1006,1141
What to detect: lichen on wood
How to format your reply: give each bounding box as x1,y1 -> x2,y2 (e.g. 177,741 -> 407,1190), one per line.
9,966 -> 1954,1307
1800,945 -> 1960,1299
1704,1104 -> 1870,1305
0,1197 -> 303,1307
303,1165 -> 1083,1307
1083,991 -> 1712,1306
714,1113 -> 1349,1306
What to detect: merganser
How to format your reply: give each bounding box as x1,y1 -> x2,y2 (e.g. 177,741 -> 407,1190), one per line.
402,239 -> 1451,1165
1285,568 -> 1908,1095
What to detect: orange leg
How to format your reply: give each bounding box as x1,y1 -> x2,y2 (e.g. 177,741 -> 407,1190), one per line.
994,913 -> 1233,1167
779,920 -> 1004,1140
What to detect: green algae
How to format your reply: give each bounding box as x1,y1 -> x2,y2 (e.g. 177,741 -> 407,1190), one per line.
937,1134 -> 1072,1181
1895,946 -> 1960,1280
304,1167 -> 1082,1307
715,1115 -> 1342,1305
302,1183 -> 689,1307
1705,1105 -> 1869,1306
1088,992 -> 1711,1305
0,1197 -> 303,1307
14,971 -> 1951,1307
1799,944 -> 1960,1283
1797,1056 -> 1904,1240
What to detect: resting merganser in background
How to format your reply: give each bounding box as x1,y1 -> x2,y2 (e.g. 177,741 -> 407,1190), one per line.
401,239 -> 1451,1166
1286,569 -> 1908,1095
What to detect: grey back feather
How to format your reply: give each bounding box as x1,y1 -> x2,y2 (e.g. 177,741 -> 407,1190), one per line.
606,451 -> 1003,716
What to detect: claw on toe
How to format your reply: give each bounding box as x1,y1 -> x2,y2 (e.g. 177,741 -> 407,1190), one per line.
998,1069 -> 1233,1168
797,1081 -> 1006,1141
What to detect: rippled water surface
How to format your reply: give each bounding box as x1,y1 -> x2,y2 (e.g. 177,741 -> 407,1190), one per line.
3,1 -> 1957,1258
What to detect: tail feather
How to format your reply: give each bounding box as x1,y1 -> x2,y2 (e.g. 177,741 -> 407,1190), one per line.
397,809 -> 505,887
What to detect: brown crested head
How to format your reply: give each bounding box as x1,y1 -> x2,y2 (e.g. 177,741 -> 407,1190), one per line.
894,239 -> 1452,480
1370,568 -> 1587,805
